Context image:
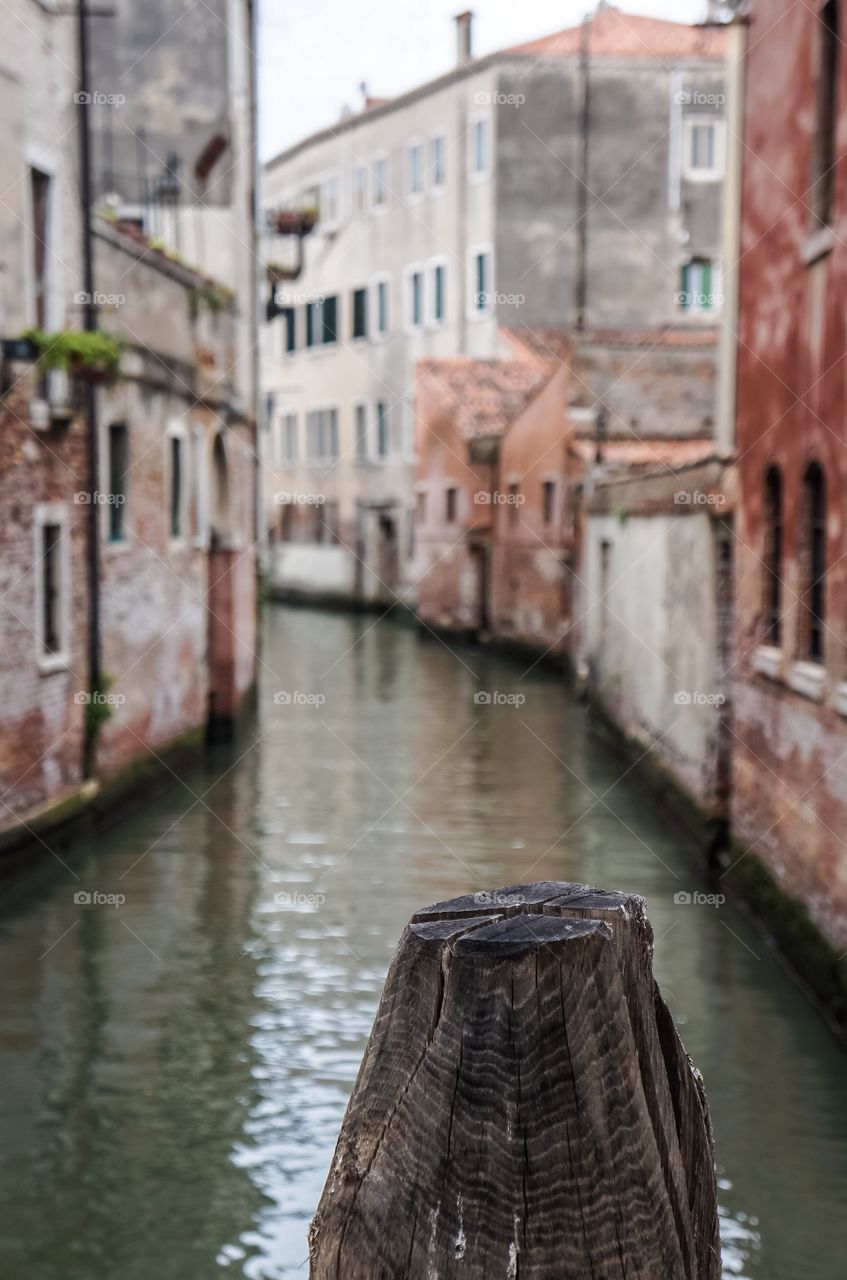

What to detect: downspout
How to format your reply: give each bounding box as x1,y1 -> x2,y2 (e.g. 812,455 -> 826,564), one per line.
716,15 -> 747,456
77,0 -> 102,777
575,14 -> 591,329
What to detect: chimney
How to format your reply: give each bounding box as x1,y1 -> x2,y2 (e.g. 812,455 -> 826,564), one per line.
454,10 -> 474,65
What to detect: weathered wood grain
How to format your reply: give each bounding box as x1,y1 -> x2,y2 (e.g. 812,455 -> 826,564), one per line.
309,882 -> 720,1279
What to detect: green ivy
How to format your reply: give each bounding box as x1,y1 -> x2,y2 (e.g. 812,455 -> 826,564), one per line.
24,328 -> 123,378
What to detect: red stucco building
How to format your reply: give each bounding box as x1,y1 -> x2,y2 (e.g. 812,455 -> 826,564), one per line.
731,0 -> 847,993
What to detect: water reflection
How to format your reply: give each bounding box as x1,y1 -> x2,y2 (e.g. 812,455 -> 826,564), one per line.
0,605 -> 846,1278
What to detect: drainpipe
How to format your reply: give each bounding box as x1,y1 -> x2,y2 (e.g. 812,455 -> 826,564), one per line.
575,14 -> 591,329
715,14 -> 747,456
77,0 -> 102,776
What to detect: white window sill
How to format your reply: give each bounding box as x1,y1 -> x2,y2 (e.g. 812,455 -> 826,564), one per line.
752,644 -> 782,681
38,652 -> 71,676
787,660 -> 826,702
801,224 -> 835,266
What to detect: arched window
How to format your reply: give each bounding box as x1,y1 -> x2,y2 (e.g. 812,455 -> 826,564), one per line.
763,466 -> 783,645
802,461 -> 826,663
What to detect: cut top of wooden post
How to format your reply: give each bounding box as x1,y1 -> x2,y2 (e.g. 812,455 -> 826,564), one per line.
309,881 -> 720,1280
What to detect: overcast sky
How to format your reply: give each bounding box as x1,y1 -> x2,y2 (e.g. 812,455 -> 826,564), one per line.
259,0 -> 707,160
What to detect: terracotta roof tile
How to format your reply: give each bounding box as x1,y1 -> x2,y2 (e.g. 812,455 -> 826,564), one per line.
508,7 -> 727,61
571,437 -> 717,465
418,356 -> 551,440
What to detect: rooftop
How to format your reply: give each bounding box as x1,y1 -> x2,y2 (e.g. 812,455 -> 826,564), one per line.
418,352 -> 553,441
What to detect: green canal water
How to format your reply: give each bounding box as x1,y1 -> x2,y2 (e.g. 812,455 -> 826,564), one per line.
0,605 -> 845,1278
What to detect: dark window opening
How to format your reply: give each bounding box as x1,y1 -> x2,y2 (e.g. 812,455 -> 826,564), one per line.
282,307 -> 296,353
41,522 -> 62,655
445,486 -> 458,522
508,482 -> 519,524
376,402 -> 389,458
108,423 -> 129,542
813,0 -> 840,226
170,436 -> 183,537
803,460 -> 826,663
31,168 -> 50,328
416,490 -> 427,523
542,479 -> 555,524
763,465 -> 783,645
352,288 -> 367,339
322,295 -> 338,344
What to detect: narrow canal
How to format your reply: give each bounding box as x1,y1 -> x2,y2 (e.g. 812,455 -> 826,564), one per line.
1,605 -> 846,1279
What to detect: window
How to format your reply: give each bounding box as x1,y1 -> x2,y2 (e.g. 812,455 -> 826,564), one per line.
683,118 -> 723,181
430,134 -> 446,188
376,401 -> 389,458
431,261 -> 447,325
283,413 -> 298,463
323,500 -> 340,545
306,408 -> 339,462
372,155 -> 388,206
320,176 -> 339,225
355,402 -> 368,460
407,268 -> 424,330
763,466 -> 783,646
107,423 -> 129,542
416,490 -> 427,523
508,482 -> 519,524
445,486 -> 458,522
169,435 -> 184,538
679,258 -> 719,313
191,427 -> 208,546
41,521 -> 63,657
282,306 -> 296,353
469,248 -> 492,315
372,276 -> 390,337
352,287 -> 368,339
408,142 -> 424,195
471,118 -> 489,176
321,295 -> 338,344
354,165 -> 368,212
305,299 -> 318,348
542,479 -> 555,525
813,1 -> 840,226
802,461 -> 826,663
30,168 -> 51,327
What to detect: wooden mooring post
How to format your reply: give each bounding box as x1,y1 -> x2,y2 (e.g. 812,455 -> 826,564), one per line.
309,882 -> 720,1279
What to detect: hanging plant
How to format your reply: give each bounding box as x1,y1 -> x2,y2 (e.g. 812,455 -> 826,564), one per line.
23,328 -> 123,383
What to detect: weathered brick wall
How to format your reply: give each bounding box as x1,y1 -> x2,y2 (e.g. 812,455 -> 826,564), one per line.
0,385 -> 88,818
731,0 -> 847,953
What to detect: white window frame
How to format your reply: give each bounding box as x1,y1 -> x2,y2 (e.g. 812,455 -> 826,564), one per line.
682,116 -> 725,182
407,138 -> 425,199
679,257 -> 722,314
24,145 -> 62,332
469,114 -> 491,182
350,282 -> 369,341
370,272 -> 391,340
404,264 -> 425,333
374,400 -> 390,460
318,172 -> 341,228
466,243 -> 494,319
371,153 -> 389,209
305,405 -> 340,465
429,131 -> 447,192
428,256 -> 449,328
34,502 -> 71,673
353,164 -> 368,213
166,419 -> 188,544
282,411 -> 298,464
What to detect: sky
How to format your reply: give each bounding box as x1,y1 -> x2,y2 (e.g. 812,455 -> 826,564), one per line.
259,0 -> 707,161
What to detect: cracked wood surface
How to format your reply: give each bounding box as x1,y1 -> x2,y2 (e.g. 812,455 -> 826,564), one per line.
309,882 -> 720,1279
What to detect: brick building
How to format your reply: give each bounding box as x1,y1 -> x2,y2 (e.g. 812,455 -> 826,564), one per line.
729,0 -> 847,1000
0,1 -> 258,858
